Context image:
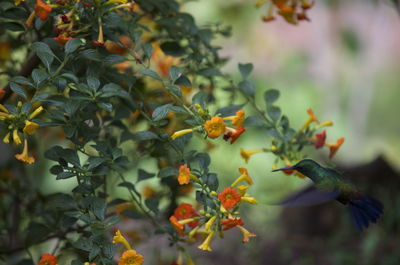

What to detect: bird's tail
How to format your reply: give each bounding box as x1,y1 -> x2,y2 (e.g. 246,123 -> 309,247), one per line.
348,196 -> 383,231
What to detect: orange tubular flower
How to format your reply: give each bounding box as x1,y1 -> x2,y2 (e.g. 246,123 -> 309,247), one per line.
35,0 -> 52,21
54,35 -> 73,47
118,249 -> 144,265
223,127 -> 246,144
173,203 -> 199,228
314,130 -> 326,149
221,218 -> 244,231
15,139 -> 35,164
328,137 -> 345,159
177,165 -> 198,185
218,187 -> 241,210
204,116 -> 226,139
23,120 -> 40,135
169,216 -> 185,236
223,110 -> 245,129
300,108 -> 319,131
38,253 -> 57,265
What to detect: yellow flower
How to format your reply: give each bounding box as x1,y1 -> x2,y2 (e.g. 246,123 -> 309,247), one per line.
15,139 -> 35,164
240,148 -> 264,164
205,216 -> 216,231
29,106 -> 44,120
171,129 -> 194,140
241,196 -> 258,204
237,225 -> 256,243
231,168 -> 253,187
113,230 -> 131,250
198,231 -> 214,252
316,120 -> 333,129
3,132 -> 10,144
204,116 -> 226,139
0,104 -> 9,113
23,120 -> 40,135
118,249 -> 144,265
237,185 -> 248,196
13,129 -> 22,145
105,0 -> 128,4
185,253 -> 195,265
223,109 -> 245,129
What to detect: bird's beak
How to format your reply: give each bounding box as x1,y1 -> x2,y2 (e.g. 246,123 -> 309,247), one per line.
272,166 -> 296,172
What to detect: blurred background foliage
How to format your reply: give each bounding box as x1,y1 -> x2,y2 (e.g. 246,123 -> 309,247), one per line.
1,0 -> 400,264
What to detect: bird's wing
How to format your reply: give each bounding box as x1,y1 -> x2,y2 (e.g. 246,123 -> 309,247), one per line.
276,185 -> 340,207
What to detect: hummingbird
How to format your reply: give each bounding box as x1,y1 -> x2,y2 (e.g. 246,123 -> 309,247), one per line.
272,159 -> 384,231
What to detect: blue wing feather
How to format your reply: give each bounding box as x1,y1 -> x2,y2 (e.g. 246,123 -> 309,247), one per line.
276,186 -> 340,207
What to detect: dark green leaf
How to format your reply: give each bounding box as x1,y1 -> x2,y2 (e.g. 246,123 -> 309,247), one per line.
121,209 -> 144,219
195,153 -> 210,171
160,41 -> 184,57
3,22 -> 24,31
197,67 -> 221,77
264,89 -> 280,105
152,104 -> 171,121
158,167 -> 178,178
142,43 -> 153,58
267,106 -> 281,121
205,173 -> 218,191
174,75 -> 191,87
132,131 -> 159,141
31,69 -> 48,85
65,38 -> 84,54
239,80 -> 255,98
10,82 -> 27,99
138,69 -> 162,81
145,198 -> 159,213
238,63 -> 253,79
137,169 -> 155,182
166,85 -> 181,97
243,116 -> 266,127
104,54 -> 126,65
56,171 -> 75,180
73,237 -> 93,252
26,222 -> 49,245
169,66 -> 182,83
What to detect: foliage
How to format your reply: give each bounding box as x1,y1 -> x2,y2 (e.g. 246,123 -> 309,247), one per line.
0,0 -> 344,264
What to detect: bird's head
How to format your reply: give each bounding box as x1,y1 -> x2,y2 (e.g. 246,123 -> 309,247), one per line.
272,159 -> 321,177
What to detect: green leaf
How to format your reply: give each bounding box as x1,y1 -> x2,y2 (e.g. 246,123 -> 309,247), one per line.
106,216 -> 122,227
132,131 -> 159,141
65,38 -> 84,54
31,69 -> 48,85
137,169 -> 155,182
174,75 -> 191,87
142,43 -> 153,58
160,41 -> 184,57
56,171 -> 75,180
166,85 -> 181,97
267,106 -> 281,121
26,222 -> 49,245
104,54 -> 126,65
73,237 -> 93,252
121,209 -> 144,219
169,66 -> 182,83
9,82 -> 27,99
197,67 -> 221,77
79,49 -> 103,61
238,63 -> 253,79
195,153 -> 210,171
264,89 -> 280,105
138,69 -> 162,81
61,73 -> 79,83
192,91 -> 208,107
11,76 -> 32,86
243,116 -> 266,127
31,42 -> 55,70
238,80 -> 255,98
89,245 -> 101,260
152,104 -> 171,121
87,76 -> 100,91
145,198 -> 159,213
3,22 -> 24,32
158,167 -> 178,178
205,173 -> 218,191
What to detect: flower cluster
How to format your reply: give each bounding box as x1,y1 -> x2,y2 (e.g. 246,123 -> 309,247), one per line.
1,102 -> 43,164
113,230 -> 144,265
170,167 -> 257,253
38,253 -> 58,265
255,0 -> 314,24
171,109 -> 246,145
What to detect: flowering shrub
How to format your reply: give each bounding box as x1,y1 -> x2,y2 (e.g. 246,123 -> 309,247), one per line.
0,0 -> 344,264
